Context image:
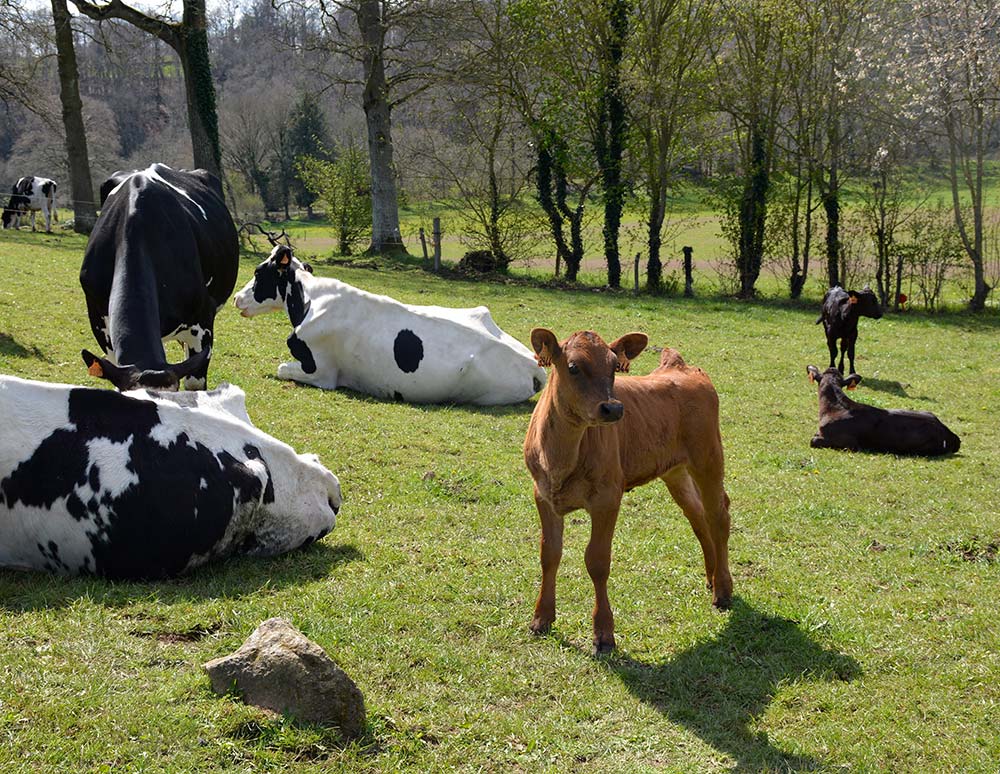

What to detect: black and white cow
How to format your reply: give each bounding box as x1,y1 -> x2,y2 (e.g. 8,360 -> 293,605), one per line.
0,374 -> 341,579
2,176 -> 57,232
79,163 -> 239,391
233,245 -> 547,405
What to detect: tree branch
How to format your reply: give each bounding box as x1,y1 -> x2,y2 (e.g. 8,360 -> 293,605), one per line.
70,0 -> 178,46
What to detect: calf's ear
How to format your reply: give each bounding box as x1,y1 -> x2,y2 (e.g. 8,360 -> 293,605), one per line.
530,328 -> 560,367
806,365 -> 821,383
609,332 -> 648,373
81,349 -> 141,391
844,373 -> 862,390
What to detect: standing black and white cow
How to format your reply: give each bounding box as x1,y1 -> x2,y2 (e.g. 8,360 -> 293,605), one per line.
2,176 -> 57,232
79,164 -> 238,390
233,245 -> 547,405
0,374 -> 341,579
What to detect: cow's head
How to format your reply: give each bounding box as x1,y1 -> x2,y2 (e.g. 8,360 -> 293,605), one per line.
233,244 -> 313,318
1,198 -> 25,228
82,348 -> 210,392
849,286 -> 883,319
807,365 -> 862,393
531,328 -> 647,425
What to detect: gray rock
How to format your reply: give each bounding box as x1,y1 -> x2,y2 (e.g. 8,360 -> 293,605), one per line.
204,617 -> 365,738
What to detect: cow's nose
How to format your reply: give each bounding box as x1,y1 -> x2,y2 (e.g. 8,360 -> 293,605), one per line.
328,497 -> 340,516
598,401 -> 624,422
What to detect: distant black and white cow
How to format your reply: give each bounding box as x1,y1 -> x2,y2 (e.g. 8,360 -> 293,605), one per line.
806,365 -> 960,456
0,374 -> 341,579
2,176 -> 57,232
816,285 -> 883,375
233,245 -> 547,405
79,163 -> 239,391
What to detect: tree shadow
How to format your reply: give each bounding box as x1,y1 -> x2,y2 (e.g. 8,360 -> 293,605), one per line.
600,599 -> 861,772
0,541 -> 362,612
0,332 -> 49,361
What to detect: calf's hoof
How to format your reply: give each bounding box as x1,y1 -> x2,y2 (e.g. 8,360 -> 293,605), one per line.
592,635 -> 616,657
529,617 -> 553,636
712,593 -> 733,611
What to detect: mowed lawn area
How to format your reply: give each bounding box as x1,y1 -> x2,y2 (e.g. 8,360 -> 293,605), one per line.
1,229 -> 999,772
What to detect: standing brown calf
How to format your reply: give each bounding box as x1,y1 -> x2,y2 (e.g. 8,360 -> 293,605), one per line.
523,329 -> 733,655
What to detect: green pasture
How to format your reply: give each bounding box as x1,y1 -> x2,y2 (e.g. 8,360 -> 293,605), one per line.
1,229 -> 999,772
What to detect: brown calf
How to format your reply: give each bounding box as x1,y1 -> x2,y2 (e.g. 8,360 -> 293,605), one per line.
523,329 -> 733,655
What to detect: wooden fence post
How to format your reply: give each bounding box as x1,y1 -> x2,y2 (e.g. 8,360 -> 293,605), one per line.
683,245 -> 694,297
419,227 -> 429,266
432,217 -> 442,273
633,252 -> 640,296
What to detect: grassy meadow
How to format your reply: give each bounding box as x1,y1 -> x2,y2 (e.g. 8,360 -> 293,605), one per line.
1,227 -> 999,772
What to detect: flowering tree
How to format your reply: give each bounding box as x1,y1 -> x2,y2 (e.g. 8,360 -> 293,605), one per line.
882,0 -> 1000,310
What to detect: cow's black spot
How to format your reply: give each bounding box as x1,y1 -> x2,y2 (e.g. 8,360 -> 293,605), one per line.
287,333 -> 316,374
243,444 -> 275,503
253,262 -> 286,303
286,273 -> 311,327
0,388 -> 276,580
533,376 -> 543,394
88,465 -> 101,492
393,329 -> 423,373
394,391 -> 404,402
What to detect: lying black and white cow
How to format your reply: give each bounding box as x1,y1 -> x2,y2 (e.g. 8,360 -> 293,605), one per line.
0,374 -> 340,579
79,163 -> 239,391
2,176 -> 57,232
806,365 -> 960,456
233,245 -> 546,404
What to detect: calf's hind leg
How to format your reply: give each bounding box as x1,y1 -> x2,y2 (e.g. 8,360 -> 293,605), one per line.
692,468 -> 733,609
662,466 -> 716,591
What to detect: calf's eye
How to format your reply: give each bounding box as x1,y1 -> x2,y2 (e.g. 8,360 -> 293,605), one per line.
567,363 -> 580,375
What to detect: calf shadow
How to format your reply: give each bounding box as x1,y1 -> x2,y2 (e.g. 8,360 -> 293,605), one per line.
858,377 -> 910,397
0,541 -> 362,612
601,599 -> 861,772
0,332 -> 48,362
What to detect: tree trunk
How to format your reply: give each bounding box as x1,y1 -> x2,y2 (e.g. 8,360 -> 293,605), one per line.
737,124 -> 769,298
359,0 -> 406,255
646,186 -> 666,292
176,4 -> 221,177
594,0 -> 629,289
536,140 -> 573,279
51,0 -> 96,233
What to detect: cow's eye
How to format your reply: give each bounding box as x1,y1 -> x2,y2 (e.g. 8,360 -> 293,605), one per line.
567,362 -> 580,375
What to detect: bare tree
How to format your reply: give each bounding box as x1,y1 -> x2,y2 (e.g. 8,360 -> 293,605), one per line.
71,0 -> 223,177
51,0 -> 96,233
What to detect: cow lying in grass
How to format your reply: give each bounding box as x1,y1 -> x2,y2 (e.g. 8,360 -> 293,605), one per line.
524,330 -> 732,655
234,245 -> 546,405
806,365 -> 960,455
0,375 -> 341,579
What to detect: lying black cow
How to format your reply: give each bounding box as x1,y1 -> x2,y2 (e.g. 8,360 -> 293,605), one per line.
817,285 -> 882,374
79,164 -> 238,390
806,365 -> 960,456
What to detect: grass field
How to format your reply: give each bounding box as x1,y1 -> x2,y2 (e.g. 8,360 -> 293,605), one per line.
1,228 -> 999,772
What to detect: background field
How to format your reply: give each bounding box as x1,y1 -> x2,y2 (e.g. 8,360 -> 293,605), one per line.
1,229 -> 999,772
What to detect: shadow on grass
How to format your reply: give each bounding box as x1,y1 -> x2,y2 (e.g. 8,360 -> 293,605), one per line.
603,599 -> 861,772
0,541 -> 362,612
267,376 -> 539,417
0,332 -> 49,361
858,377 -> 912,398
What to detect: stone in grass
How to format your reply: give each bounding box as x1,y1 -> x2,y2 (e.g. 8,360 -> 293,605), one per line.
203,617 -> 365,738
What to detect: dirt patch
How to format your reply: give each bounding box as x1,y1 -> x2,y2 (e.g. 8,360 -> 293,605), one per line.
939,537 -> 999,564
132,622 -> 220,644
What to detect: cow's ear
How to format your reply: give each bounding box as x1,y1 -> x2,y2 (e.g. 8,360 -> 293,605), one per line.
807,365 -> 822,383
609,332 -> 648,373
301,261 -> 314,274
844,373 -> 862,390
81,350 -> 139,391
848,292 -> 859,305
530,328 -> 560,368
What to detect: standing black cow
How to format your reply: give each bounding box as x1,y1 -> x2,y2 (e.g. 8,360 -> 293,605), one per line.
79,164 -> 238,391
816,285 -> 882,375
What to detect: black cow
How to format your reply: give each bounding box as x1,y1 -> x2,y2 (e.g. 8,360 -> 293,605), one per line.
816,285 -> 883,374
2,176 -> 57,232
79,164 -> 238,391
806,365 -> 960,456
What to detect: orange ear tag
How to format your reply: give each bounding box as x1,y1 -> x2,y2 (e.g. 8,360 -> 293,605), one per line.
88,361 -> 104,378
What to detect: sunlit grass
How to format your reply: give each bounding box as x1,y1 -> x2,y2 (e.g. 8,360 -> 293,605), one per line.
1,228 -> 998,771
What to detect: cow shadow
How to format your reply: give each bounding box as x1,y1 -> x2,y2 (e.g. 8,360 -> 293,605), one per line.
0,541 -> 362,612
0,332 -> 49,361
598,599 -> 861,772
858,377 -> 910,397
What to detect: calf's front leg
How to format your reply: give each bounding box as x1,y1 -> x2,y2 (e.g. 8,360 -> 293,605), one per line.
530,492 -> 564,636
585,497 -> 621,655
